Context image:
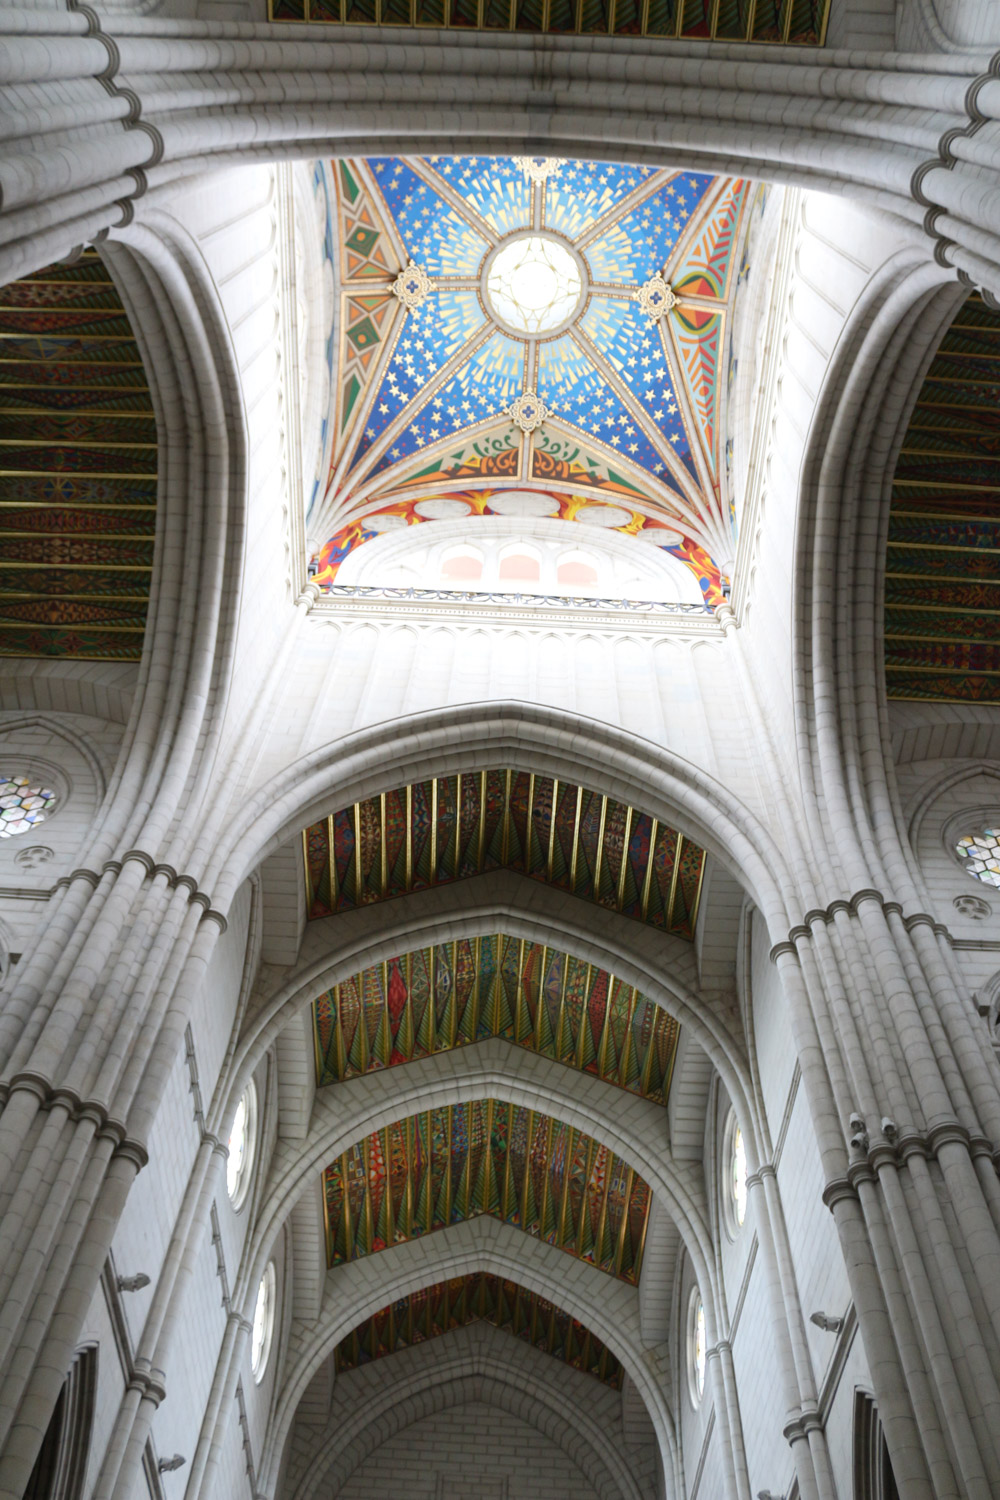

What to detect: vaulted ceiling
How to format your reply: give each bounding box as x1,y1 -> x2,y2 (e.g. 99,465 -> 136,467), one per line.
271,0 -> 829,48
335,1273 -> 623,1388
312,154 -> 749,589
0,251 -> 156,660
885,291 -> 1000,703
313,933 -> 680,1103
303,769 -> 707,938
322,1098 -> 651,1281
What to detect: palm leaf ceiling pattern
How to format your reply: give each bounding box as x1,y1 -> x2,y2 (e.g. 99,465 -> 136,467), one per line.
313,933 -> 680,1104
322,1098 -> 651,1282
335,1272 -> 623,1389
0,251 -> 156,660
885,292 -> 1000,702
322,157 -> 747,564
303,769 -> 706,939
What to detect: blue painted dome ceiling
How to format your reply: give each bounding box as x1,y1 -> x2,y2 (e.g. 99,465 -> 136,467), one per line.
316,155 -> 750,571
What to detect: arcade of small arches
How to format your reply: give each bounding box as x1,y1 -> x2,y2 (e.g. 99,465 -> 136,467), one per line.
1,8 -> 1000,1500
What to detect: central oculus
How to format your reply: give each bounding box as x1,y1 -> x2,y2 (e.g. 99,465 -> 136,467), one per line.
483,232 -> 586,338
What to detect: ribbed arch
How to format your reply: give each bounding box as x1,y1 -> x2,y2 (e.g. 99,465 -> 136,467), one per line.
225,875 -> 756,1166
206,704 -> 794,929
254,1038 -> 713,1307
288,1323 -> 643,1500
259,1217 -> 675,1493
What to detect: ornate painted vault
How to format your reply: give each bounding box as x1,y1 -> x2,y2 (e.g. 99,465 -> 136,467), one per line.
303,770 -> 706,938
313,155 -> 749,590
0,252 -> 157,660
335,1273 -> 623,1388
322,1099 -> 651,1281
885,292 -> 1000,702
271,0 -> 829,48
313,934 -> 680,1104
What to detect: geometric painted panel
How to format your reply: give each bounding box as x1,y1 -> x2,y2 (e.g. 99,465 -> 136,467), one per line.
270,0 -> 829,46
313,933 -> 680,1105
335,1272 -> 623,1388
303,770 -> 706,939
885,292 -> 1000,702
323,1098 -> 651,1283
0,249 -> 156,660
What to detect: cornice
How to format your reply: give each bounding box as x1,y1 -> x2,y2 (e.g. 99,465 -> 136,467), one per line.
308,589 -> 721,638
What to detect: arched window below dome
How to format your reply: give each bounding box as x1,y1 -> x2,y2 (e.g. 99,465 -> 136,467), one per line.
687,1288 -> 706,1407
251,1262 -> 276,1383
226,1079 -> 258,1210
498,551 -> 541,582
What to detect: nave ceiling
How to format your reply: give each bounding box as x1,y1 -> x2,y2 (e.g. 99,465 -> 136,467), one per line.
302,769 -> 707,938
334,1272 -> 624,1388
312,933 -> 680,1104
0,251 -> 157,660
885,291 -> 1000,703
269,0 -> 830,47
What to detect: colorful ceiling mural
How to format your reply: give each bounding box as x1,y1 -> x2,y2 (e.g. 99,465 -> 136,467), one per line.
0,251 -> 156,660
322,1098 -> 651,1282
885,293 -> 1000,702
271,0 -> 829,48
313,491 -> 726,605
303,769 -> 706,939
335,1272 -> 623,1388
313,933 -> 680,1103
315,156 -> 748,580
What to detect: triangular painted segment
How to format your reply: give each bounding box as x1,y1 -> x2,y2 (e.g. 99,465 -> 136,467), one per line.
671,179 -> 749,300
368,158 -> 491,275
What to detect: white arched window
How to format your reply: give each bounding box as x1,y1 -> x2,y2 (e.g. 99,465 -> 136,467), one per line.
687,1288 -> 706,1407
723,1107 -> 748,1237
251,1262 -> 276,1383
556,549 -> 599,589
498,547 -> 541,583
440,544 -> 484,583
226,1079 -> 258,1210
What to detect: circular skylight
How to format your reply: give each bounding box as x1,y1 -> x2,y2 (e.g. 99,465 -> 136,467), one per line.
484,233 -> 586,337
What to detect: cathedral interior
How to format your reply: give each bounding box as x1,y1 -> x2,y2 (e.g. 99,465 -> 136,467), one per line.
2,2 -> 1000,1497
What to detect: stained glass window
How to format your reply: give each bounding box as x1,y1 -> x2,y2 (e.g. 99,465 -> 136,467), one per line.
485,234 -> 584,336
956,828 -> 1000,888
0,776 -> 55,839
226,1080 -> 257,1209
251,1262 -> 275,1381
